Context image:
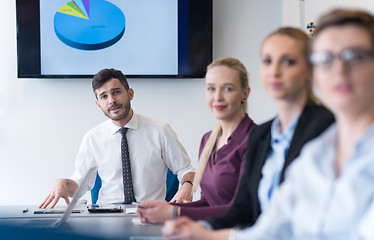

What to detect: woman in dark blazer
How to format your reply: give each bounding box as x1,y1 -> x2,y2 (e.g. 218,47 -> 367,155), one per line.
206,100 -> 334,229
162,27 -> 335,239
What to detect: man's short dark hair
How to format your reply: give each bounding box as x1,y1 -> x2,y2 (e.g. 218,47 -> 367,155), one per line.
92,68 -> 130,98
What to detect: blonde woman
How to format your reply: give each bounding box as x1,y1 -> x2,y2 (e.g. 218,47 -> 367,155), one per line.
136,57 -> 257,223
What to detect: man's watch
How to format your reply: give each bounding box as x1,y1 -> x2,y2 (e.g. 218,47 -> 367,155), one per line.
182,180 -> 193,186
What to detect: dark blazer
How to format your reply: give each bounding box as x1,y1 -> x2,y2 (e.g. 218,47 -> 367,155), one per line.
207,101 -> 335,229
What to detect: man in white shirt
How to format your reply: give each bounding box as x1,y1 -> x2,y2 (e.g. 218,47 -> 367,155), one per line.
39,68 -> 195,208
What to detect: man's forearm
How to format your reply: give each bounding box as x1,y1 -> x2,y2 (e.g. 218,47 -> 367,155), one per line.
181,172 -> 195,184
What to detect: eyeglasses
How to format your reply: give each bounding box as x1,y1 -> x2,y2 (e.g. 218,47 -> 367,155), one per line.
309,48 -> 374,70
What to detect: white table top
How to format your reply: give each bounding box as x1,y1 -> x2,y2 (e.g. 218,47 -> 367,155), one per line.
0,204 -> 162,240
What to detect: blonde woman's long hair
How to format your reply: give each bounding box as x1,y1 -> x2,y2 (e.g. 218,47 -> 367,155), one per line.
192,57 -> 249,193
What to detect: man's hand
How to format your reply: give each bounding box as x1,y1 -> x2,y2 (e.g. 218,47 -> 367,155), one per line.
38,178 -> 78,209
170,171 -> 195,203
136,200 -> 173,224
170,182 -> 193,203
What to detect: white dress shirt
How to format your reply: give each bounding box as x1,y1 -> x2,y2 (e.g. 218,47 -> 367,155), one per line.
71,112 -> 195,204
231,123 -> 374,240
355,199 -> 374,240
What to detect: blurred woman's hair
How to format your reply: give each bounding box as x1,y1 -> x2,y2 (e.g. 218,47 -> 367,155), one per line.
314,8 -> 374,47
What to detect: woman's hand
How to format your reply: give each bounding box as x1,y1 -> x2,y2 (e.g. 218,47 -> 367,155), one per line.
162,217 -> 214,240
136,200 -> 174,224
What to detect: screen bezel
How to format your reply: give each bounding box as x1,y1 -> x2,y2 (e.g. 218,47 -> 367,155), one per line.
15,0 -> 212,78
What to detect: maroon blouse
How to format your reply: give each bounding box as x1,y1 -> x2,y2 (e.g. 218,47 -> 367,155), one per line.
178,114 -> 256,220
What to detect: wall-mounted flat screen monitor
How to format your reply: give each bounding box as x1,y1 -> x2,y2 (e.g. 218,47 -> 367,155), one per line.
16,0 -> 212,78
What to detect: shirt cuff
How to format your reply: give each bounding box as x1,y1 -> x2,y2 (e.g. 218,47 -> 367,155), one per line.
229,228 -> 238,240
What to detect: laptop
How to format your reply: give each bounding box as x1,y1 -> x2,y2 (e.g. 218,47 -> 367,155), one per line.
24,172 -> 91,229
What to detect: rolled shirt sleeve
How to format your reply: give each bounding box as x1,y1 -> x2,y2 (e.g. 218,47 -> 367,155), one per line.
159,123 -> 195,182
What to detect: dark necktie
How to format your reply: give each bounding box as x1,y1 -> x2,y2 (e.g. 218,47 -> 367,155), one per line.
120,127 -> 136,204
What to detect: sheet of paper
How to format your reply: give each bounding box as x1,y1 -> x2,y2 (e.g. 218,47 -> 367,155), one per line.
131,217 -> 156,226
126,208 -> 137,214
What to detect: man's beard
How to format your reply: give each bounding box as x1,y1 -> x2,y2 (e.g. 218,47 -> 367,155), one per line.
104,102 -> 131,121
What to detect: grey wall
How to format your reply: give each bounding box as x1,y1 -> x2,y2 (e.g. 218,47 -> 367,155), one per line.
0,0 -> 282,205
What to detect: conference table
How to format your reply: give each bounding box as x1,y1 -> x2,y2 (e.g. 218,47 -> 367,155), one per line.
0,204 -> 163,240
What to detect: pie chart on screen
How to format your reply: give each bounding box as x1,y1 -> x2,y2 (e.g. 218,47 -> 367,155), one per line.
54,0 -> 125,50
